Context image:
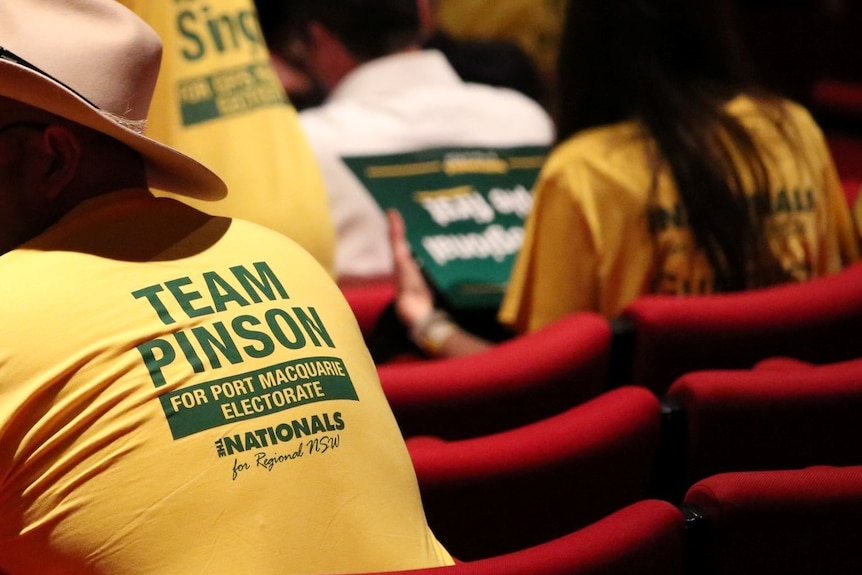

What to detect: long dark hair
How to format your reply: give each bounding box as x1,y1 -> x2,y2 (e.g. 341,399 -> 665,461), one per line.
555,0 -> 792,291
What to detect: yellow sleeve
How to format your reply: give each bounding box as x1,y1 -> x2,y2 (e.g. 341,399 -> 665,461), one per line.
853,186 -> 862,248
822,152 -> 861,267
799,106 -> 861,268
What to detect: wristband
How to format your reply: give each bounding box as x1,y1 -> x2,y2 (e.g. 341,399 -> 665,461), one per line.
410,309 -> 457,355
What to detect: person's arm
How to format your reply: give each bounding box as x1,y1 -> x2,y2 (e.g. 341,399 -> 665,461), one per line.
387,209 -> 493,357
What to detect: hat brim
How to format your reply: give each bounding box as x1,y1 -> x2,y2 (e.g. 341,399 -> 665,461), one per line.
0,60 -> 227,200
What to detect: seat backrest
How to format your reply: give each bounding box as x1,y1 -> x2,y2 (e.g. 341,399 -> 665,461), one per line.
842,178 -> 861,209
340,279 -> 397,336
815,79 -> 862,124
406,386 -> 663,560
684,465 -> 862,575
615,261 -> 862,394
379,312 -> 612,439
664,358 -> 862,494
350,499 -> 687,575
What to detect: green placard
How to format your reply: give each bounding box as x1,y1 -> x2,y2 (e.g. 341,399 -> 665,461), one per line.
343,145 -> 548,309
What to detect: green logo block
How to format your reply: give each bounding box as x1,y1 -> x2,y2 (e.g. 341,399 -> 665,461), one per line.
160,356 -> 358,439
178,61 -> 286,126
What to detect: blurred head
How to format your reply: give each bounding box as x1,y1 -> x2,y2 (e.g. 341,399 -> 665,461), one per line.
256,0 -> 326,109
268,0 -> 422,93
555,0 -> 752,138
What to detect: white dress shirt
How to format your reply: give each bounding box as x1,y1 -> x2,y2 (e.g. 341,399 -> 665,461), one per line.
301,49 -> 554,280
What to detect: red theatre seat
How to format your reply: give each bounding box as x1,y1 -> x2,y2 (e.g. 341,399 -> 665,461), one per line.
614,261 -> 862,394
407,386 -> 663,560
347,499 -> 687,575
684,465 -> 862,575
379,312 -> 612,439
340,279 -> 397,336
664,357 -> 862,491
813,78 -> 862,123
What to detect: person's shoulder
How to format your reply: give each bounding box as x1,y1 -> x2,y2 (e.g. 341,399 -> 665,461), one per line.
546,121 -> 645,168
731,94 -> 819,128
456,78 -> 545,110
534,121 -> 654,208
227,216 -> 302,245
299,86 -> 394,135
776,97 -> 823,133
298,101 -> 361,148
225,216 -> 338,275
298,102 -> 332,130
451,81 -> 554,136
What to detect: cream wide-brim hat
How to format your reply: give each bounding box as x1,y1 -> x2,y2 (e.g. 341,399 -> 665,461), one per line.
0,0 -> 226,200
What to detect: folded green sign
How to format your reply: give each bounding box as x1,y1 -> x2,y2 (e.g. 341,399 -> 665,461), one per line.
343,145 -> 549,309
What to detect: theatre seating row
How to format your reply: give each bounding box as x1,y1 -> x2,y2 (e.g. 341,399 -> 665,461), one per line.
611,257 -> 862,393
378,311 -> 611,439
337,271 -> 862,573
407,386 -> 661,560
401,357 -> 862,560
659,356 -> 862,500
335,465 -> 862,575
814,77 -> 862,125
340,260 -> 862,441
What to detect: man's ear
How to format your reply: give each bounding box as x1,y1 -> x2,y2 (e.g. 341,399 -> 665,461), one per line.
305,22 -> 357,92
307,21 -> 338,53
36,124 -> 82,201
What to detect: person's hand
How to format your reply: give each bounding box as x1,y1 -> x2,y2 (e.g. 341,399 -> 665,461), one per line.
386,209 -> 491,358
386,209 -> 435,330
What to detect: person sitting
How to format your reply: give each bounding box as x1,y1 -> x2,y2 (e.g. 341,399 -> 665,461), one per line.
117,0 -> 337,276
0,1 -> 452,573
389,0 -> 859,358
284,0 -> 554,283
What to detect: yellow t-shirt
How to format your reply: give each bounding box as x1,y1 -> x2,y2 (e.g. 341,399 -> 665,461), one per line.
499,96 -> 860,332
0,191 -> 451,574
116,0 -> 336,276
